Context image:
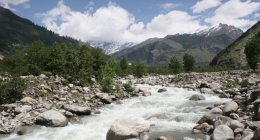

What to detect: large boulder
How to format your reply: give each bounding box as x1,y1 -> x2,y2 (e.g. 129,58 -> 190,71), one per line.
253,127 -> 260,140
36,110 -> 68,127
197,107 -> 223,125
246,121 -> 260,130
189,94 -> 205,101
63,104 -> 91,115
241,128 -> 254,140
106,118 -> 150,140
96,93 -> 113,104
222,101 -> 238,115
212,125 -> 234,140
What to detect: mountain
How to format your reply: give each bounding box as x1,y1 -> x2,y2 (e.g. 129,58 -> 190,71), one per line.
115,24 -> 243,66
210,21 -> 260,68
111,37 -> 162,58
0,6 -> 84,55
196,23 -> 243,39
86,41 -> 137,55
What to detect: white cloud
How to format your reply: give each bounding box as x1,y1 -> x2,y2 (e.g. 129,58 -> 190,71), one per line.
205,0 -> 260,30
192,0 -> 221,13
160,3 -> 180,11
37,1 -> 207,43
0,0 -> 30,10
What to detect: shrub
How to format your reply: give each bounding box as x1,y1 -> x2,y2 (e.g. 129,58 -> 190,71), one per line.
0,76 -> 26,105
123,82 -> 134,92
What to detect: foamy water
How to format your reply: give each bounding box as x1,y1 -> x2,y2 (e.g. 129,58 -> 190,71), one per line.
0,84 -> 231,140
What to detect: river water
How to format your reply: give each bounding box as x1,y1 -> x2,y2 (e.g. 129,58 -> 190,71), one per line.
0,84 -> 231,140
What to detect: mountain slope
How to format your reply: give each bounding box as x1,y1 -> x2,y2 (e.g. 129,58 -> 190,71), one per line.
117,24 -> 243,66
87,41 -> 137,55
210,21 -> 260,68
0,6 -> 83,54
111,37 -> 162,58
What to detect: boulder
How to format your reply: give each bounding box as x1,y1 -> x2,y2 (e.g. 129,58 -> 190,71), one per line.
63,104 -> 91,115
158,88 -> 167,93
227,120 -> 245,130
96,93 -> 113,104
253,127 -> 260,140
106,118 -> 150,140
241,77 -> 256,87
246,121 -> 260,130
241,128 -> 254,140
142,90 -> 151,96
189,94 -> 205,101
223,101 -> 238,115
200,88 -> 214,94
212,125 -> 234,140
16,126 -> 27,135
214,116 -> 233,128
20,97 -> 37,104
36,110 -> 68,127
257,108 -> 260,121
209,82 -> 222,90
155,135 -> 175,140
14,105 -> 32,114
197,107 -> 223,125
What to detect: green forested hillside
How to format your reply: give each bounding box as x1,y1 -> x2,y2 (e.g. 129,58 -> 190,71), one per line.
210,21 -> 260,68
0,6 -> 83,54
122,34 -> 234,66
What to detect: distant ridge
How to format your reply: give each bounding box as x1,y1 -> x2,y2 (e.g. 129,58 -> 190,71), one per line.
111,23 -> 243,66
0,6 -> 84,54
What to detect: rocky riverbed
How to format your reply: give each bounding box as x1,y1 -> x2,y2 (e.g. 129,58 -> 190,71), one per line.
1,70 -> 260,140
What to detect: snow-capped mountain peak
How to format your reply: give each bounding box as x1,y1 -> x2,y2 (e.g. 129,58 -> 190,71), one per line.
86,41 -> 137,55
196,23 -> 243,39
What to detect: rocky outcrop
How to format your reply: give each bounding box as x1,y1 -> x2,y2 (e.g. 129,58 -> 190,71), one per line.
106,118 -> 150,140
35,110 -> 68,127
155,135 -> 175,140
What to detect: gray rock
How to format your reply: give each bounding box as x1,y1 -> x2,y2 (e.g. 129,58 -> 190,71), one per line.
106,118 -> 150,140
189,94 -> 205,101
96,93 -> 113,104
142,90 -> 151,96
14,105 -> 32,114
241,128 -> 254,140
257,108 -> 260,121
223,101 -> 238,115
227,120 -> 245,130
16,126 -> 27,135
212,125 -> 234,140
246,121 -> 260,130
36,110 -> 68,127
197,107 -> 223,125
230,113 -> 239,120
63,104 -> 91,115
158,88 -> 167,93
253,127 -> 260,140
241,77 -> 256,87
20,97 -> 37,104
200,88 -> 214,94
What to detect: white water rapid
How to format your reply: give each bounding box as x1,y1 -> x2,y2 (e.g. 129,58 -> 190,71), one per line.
0,84 -> 231,140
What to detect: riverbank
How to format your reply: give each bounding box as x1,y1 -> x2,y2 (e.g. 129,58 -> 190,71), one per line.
1,70 -> 260,139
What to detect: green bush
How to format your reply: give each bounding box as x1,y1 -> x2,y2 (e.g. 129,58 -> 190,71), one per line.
123,82 -> 134,92
0,76 -> 26,105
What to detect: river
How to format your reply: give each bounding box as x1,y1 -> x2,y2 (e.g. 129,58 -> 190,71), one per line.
0,84 -> 230,140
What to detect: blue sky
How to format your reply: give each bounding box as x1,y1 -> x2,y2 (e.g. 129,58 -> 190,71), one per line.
1,0 -> 260,43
